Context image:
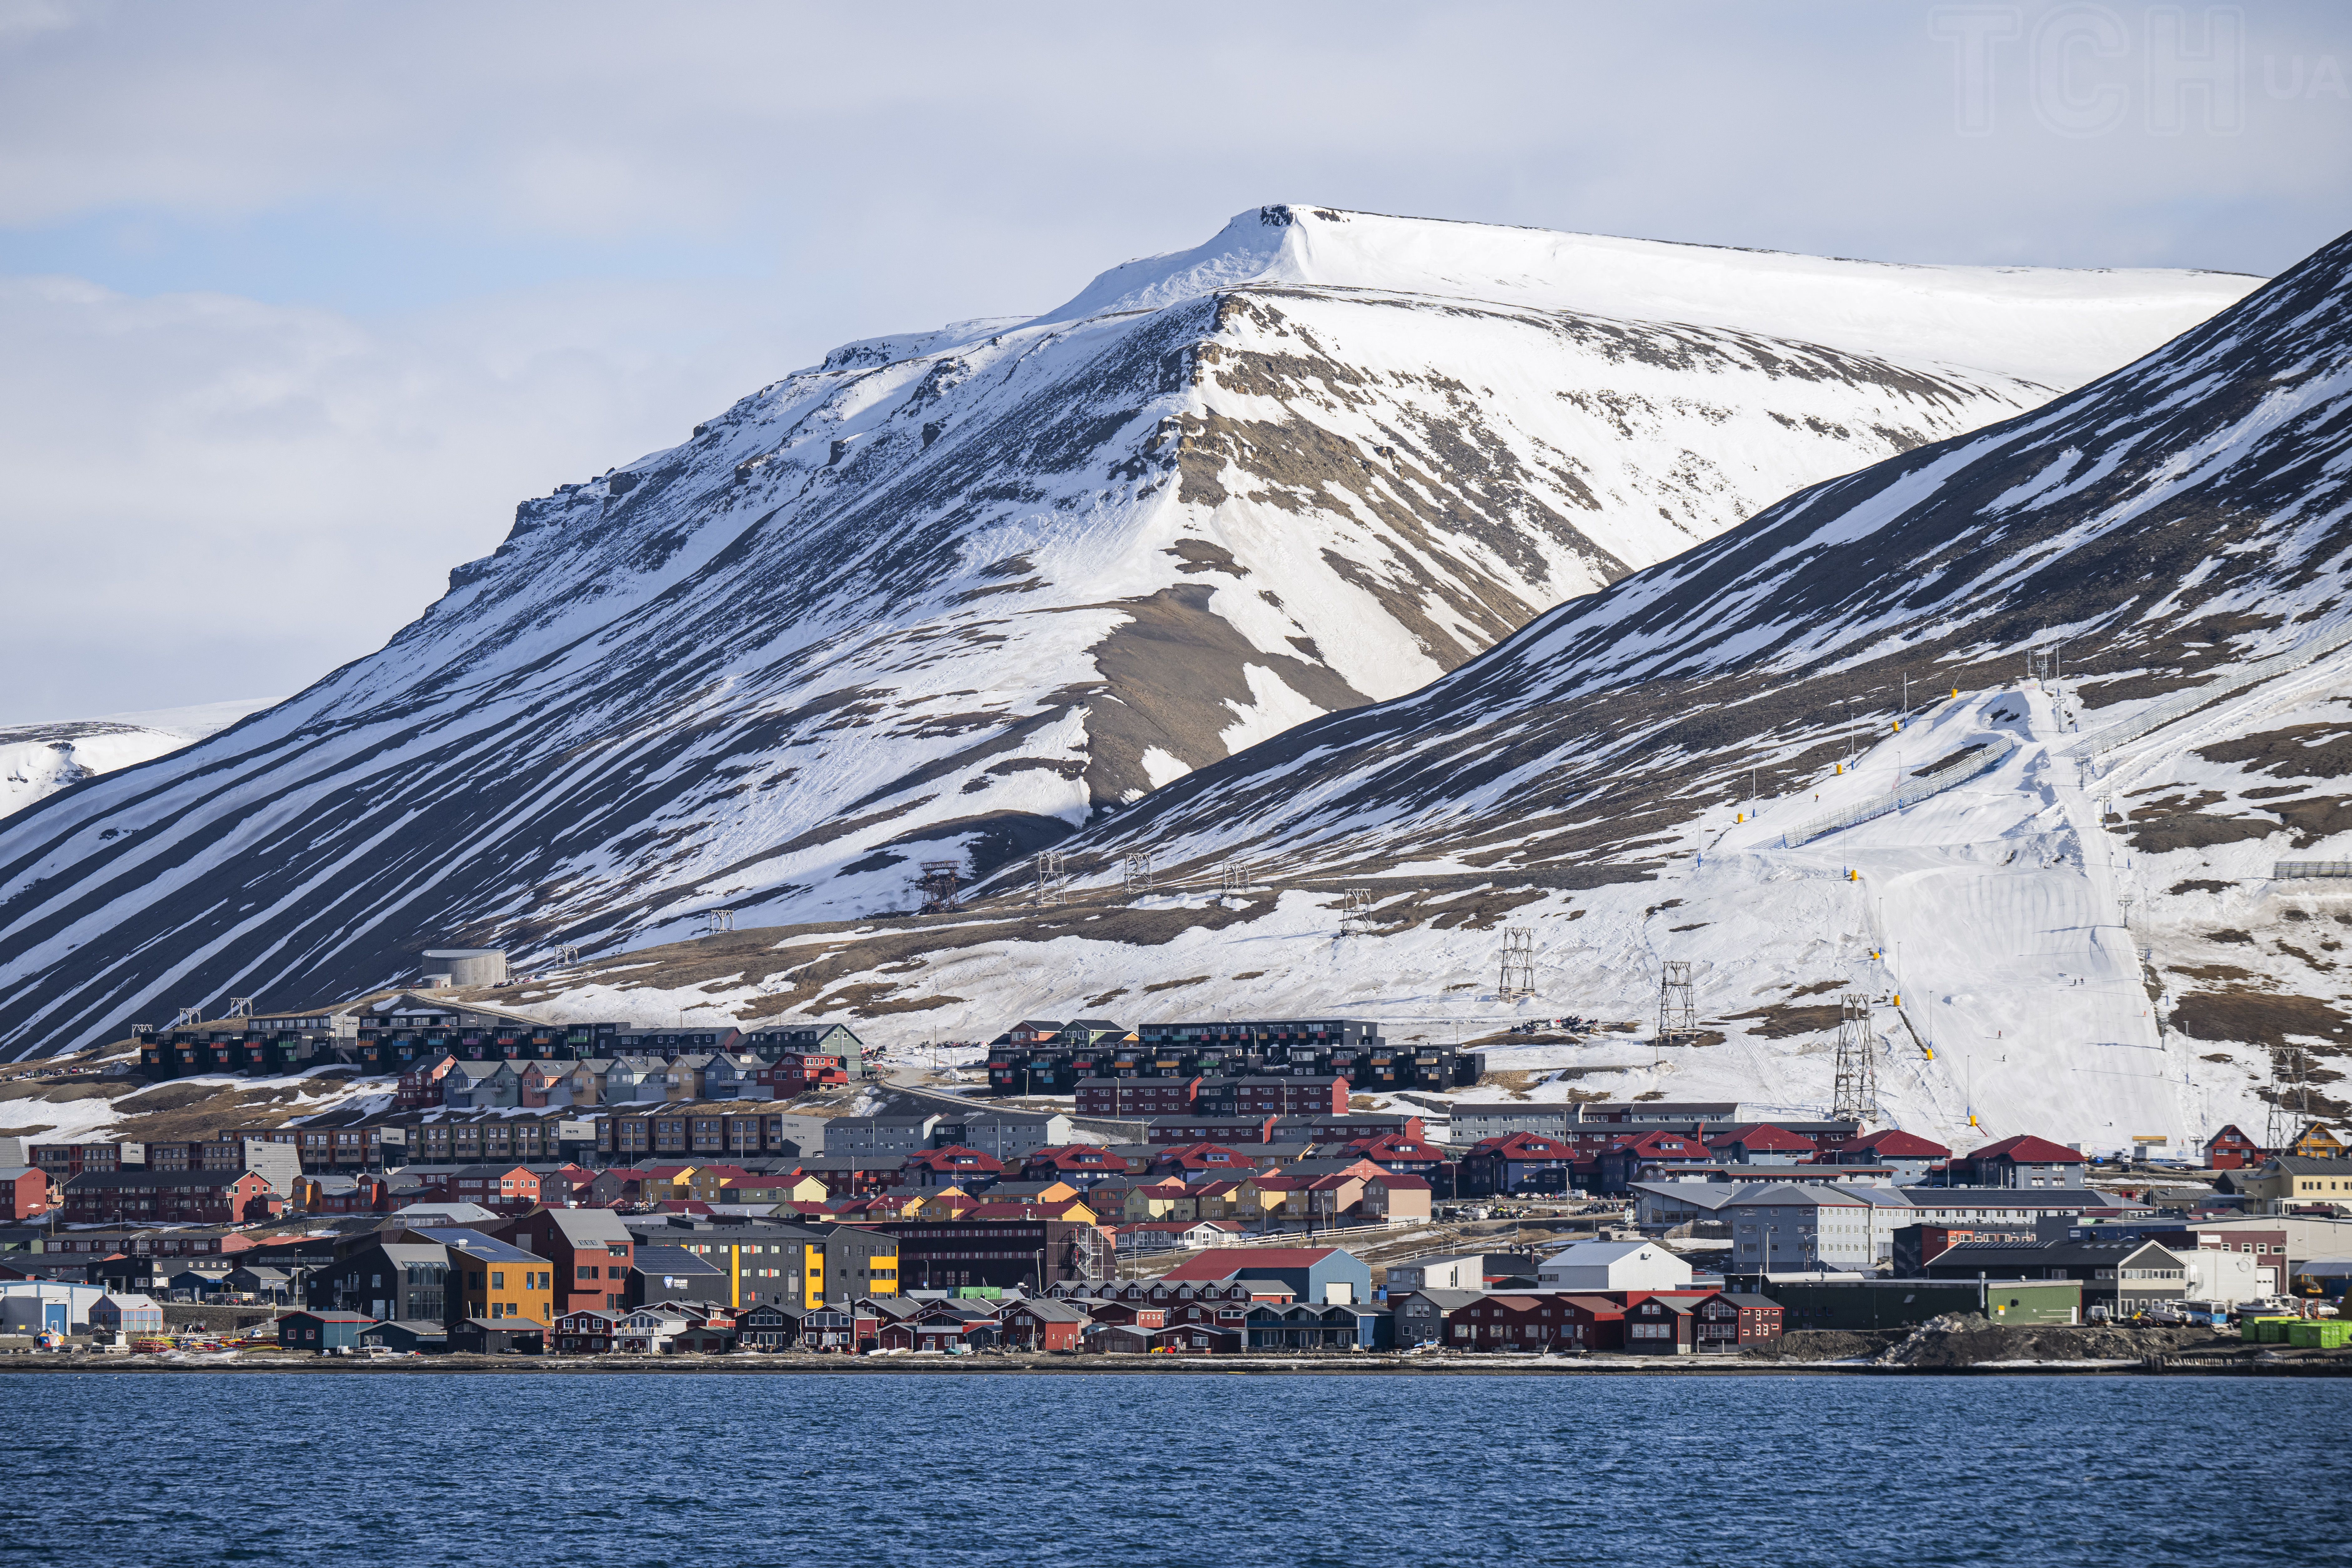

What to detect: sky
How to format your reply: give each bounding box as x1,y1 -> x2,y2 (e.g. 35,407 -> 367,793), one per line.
1,0 -> 2346,724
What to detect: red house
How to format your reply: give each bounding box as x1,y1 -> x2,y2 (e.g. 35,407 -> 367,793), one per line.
1694,1292 -> 1783,1352
2204,1124 -> 2264,1170
505,1207 -> 634,1315
770,1051 -> 849,1092
1085,1298 -> 1168,1329
999,1298 -> 1089,1350
0,1166 -> 54,1220
395,1053 -> 461,1111
1439,1292 -> 1625,1351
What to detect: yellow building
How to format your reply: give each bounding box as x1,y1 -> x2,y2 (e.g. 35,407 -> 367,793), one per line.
2238,1157 -> 2352,1202
2289,1123 -> 2347,1160
1122,1182 -> 1195,1223
434,1230 -> 555,1325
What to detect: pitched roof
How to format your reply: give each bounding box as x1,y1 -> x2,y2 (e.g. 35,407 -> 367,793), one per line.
534,1207 -> 632,1244
1707,1124 -> 1818,1152
1849,1128 -> 1951,1158
1966,1134 -> 2086,1164
1609,1130 -> 1703,1155
413,1227 -> 539,1263
1540,1240 -> 1687,1265
1471,1131 -> 1574,1156
1160,1247 -> 1346,1280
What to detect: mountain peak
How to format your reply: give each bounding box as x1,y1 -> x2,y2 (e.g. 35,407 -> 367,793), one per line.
1041,203 -> 2258,388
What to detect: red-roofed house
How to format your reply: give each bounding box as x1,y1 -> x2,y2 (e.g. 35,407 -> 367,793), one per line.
1953,1135 -> 2088,1189
1704,1125 -> 1819,1166
1460,1132 -> 1579,1197
2203,1124 -> 2264,1170
1597,1129 -> 1711,1193
903,1146 -> 1010,1188
1158,1245 -> 1372,1304
1020,1145 -> 1128,1185
1339,1132 -> 1448,1179
1149,1143 -> 1259,1181
1833,1127 -> 1951,1180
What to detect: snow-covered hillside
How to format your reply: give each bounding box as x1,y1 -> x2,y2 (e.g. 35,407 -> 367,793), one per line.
0,698 -> 276,820
460,222 -> 2352,1154
0,205 -> 2253,1058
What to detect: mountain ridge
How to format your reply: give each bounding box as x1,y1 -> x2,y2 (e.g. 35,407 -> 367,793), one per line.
439,224 -> 2352,1153
0,205 -> 2258,1057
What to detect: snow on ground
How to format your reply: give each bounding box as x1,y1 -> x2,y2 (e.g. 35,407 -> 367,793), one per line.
0,1062 -> 392,1144
515,659 -> 2302,1156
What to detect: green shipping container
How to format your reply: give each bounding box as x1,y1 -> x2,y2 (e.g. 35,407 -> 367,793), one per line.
2286,1321 -> 2350,1349
2245,1317 -> 2298,1343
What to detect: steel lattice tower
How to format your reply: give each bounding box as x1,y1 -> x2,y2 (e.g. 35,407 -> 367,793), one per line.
1656,960 -> 1698,1047
1499,927 -> 1536,999
1830,992 -> 1880,1123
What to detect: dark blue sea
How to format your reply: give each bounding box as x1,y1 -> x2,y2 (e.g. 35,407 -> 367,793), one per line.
6,1372 -> 2344,1566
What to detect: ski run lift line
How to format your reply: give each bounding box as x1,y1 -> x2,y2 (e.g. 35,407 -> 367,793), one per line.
1782,734 -> 2021,847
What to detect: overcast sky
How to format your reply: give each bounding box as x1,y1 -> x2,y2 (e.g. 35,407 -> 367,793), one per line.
2,0 -> 2346,724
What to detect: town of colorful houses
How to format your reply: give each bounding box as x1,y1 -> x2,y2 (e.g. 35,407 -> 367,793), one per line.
3,992 -> 2350,1358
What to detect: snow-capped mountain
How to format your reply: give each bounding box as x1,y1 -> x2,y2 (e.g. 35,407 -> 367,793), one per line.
476,222 -> 2352,1153
0,205 -> 2253,1058
0,699 -> 277,820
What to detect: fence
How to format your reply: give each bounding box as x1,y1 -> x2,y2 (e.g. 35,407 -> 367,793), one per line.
2274,861 -> 2352,879
2082,618 -> 2352,759
1782,735 -> 2021,847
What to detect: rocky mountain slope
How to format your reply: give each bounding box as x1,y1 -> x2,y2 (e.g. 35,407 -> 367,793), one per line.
0,205 -> 2253,1058
0,699 -> 276,821
475,224 -> 2352,1153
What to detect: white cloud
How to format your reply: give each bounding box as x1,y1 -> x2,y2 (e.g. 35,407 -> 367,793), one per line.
0,272 -> 809,720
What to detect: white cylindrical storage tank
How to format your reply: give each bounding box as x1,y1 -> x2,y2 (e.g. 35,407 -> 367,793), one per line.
421,948 -> 508,987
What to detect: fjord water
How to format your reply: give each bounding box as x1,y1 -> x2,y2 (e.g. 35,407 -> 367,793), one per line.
7,1372 -> 2339,1565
